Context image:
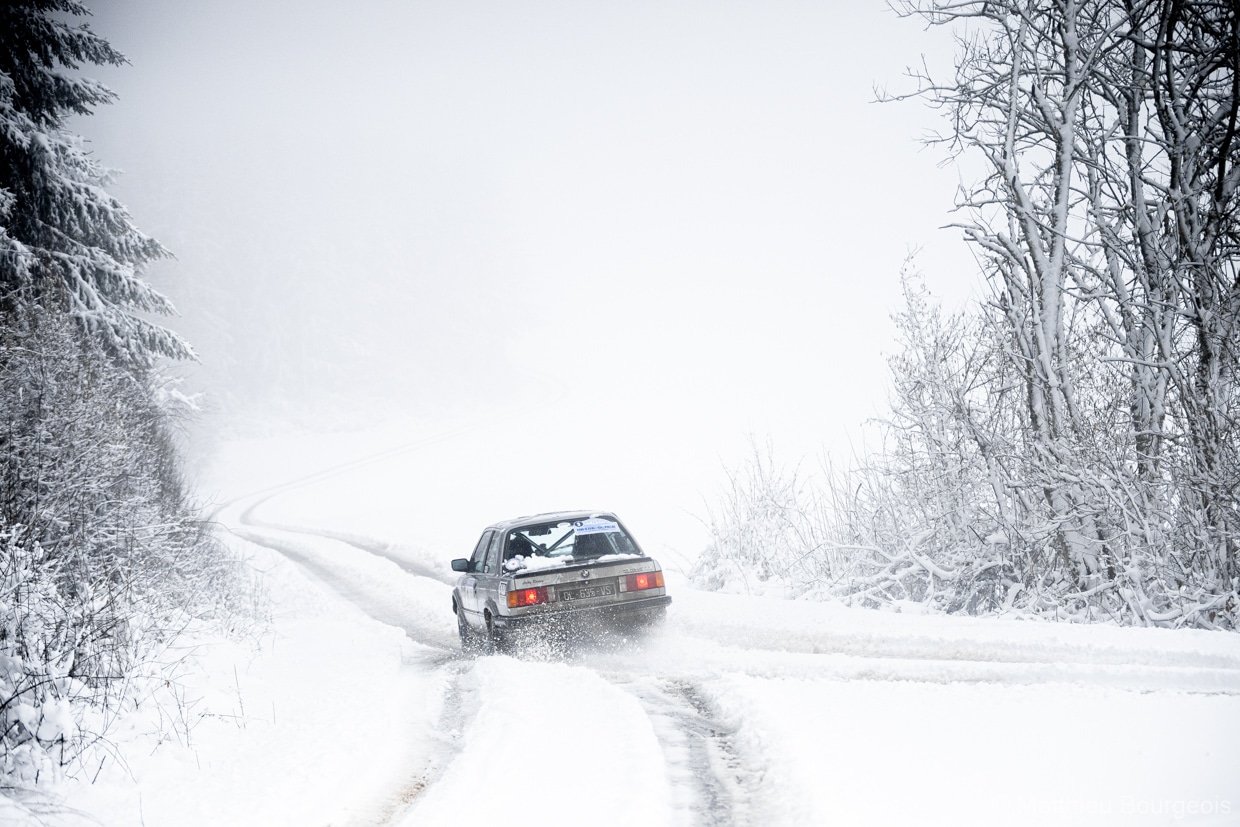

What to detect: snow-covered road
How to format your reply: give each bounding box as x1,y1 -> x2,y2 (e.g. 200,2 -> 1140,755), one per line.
53,423 -> 1240,826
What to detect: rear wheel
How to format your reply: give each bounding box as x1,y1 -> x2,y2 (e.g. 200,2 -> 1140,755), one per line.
456,604 -> 479,652
644,606 -> 668,626
484,611 -> 509,654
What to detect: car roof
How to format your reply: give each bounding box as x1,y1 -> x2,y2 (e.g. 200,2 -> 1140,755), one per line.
484,510 -> 621,533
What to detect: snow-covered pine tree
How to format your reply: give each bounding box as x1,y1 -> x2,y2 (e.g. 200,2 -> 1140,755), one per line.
0,0 -> 191,366
0,2 -> 242,788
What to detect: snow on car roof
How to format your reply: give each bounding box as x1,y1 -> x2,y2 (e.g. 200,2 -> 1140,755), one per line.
484,510 -> 620,532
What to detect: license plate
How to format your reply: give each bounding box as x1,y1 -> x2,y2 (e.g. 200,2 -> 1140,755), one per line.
559,581 -> 616,601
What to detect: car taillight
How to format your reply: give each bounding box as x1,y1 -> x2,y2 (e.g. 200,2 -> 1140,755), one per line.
625,571 -> 664,592
507,586 -> 548,608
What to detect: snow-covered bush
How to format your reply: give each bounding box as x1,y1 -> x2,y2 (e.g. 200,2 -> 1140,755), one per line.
696,269 -> 1239,628
0,528 -> 81,785
693,440 -> 832,597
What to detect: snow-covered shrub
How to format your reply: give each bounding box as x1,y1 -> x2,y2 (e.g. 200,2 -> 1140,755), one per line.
0,527 -> 83,784
692,440 -> 836,597
697,269 -> 1239,628
694,274 -> 1017,610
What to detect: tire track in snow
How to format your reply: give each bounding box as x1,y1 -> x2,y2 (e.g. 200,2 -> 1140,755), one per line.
228,479 -> 460,650
230,525 -> 456,650
226,523 -> 482,826
606,674 -> 754,827
664,628 -> 1240,696
238,491 -> 454,583
279,525 -> 452,585
370,658 -> 476,826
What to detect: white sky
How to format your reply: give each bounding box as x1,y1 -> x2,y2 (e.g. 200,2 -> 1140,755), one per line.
83,0 -> 983,555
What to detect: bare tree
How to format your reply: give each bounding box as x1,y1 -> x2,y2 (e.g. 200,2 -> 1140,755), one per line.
1142,0 -> 1240,585
882,0 -> 1238,620
699,2 -> 1238,627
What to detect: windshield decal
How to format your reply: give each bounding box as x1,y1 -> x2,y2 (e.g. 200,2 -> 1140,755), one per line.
574,518 -> 620,535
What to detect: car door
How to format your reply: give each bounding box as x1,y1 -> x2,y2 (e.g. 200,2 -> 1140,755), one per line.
478,530 -> 505,615
461,530 -> 492,620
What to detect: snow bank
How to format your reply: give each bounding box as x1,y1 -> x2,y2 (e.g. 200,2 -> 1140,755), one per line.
704,671 -> 1240,827
44,536 -> 446,827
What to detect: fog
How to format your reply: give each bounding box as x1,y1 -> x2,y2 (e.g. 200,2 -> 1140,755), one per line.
81,0 -> 979,557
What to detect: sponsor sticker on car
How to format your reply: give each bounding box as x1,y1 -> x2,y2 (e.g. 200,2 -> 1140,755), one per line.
573,518 -> 620,535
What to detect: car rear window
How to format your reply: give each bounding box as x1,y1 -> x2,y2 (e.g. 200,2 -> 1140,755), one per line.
503,517 -> 642,572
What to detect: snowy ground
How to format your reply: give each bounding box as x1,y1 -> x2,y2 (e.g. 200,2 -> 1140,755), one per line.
23,418 -> 1240,826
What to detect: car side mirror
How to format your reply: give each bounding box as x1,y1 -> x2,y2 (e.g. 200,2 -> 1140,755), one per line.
451,558 -> 469,572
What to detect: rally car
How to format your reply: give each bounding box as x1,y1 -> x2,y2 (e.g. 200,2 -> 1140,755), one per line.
450,510 -> 671,651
